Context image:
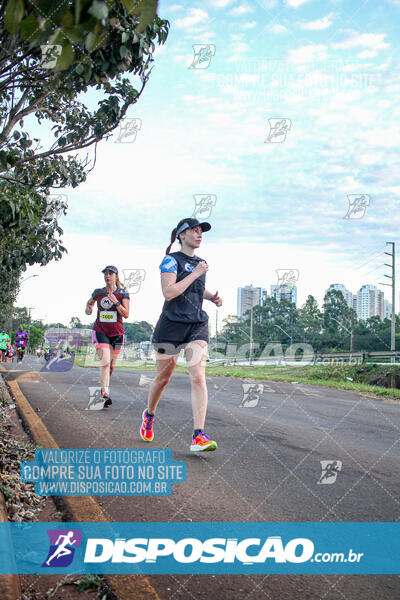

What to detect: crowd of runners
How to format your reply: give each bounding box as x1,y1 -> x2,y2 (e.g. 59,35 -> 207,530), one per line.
0,326 -> 29,363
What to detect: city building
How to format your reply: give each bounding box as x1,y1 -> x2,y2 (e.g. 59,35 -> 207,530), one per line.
327,284 -> 354,309
237,285 -> 268,319
384,299 -> 393,320
355,284 -> 384,321
270,284 -> 297,306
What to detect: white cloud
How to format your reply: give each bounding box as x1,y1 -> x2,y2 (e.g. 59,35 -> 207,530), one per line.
300,13 -> 334,30
286,0 -> 313,7
229,3 -> 254,15
269,24 -> 288,33
241,21 -> 257,29
168,4 -> 184,10
287,43 -> 329,64
333,32 -> 389,58
174,8 -> 209,28
208,0 -> 236,6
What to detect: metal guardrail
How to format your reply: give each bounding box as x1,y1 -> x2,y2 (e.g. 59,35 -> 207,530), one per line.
209,351 -> 399,366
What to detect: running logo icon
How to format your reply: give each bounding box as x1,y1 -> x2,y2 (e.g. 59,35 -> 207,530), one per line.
240,383 -> 264,408
344,194 -> 370,219
317,460 -> 342,485
40,354 -> 74,373
114,118 -> 142,143
265,119 -> 291,143
40,45 -> 62,69
122,269 -> 146,293
42,529 -> 82,567
189,44 -> 216,69
86,387 -> 104,410
192,194 -> 217,219
276,269 -> 299,290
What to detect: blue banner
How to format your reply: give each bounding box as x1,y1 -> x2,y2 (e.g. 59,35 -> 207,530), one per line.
0,522 -> 398,574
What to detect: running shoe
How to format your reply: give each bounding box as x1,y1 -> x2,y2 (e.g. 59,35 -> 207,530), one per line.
190,430 -> 217,452
140,409 -> 155,442
102,391 -> 112,408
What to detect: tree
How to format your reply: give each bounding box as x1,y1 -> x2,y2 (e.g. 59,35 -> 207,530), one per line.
124,320 -> 153,342
297,295 -> 324,347
0,0 -> 169,319
69,316 -> 84,328
323,289 -> 354,332
27,324 -> 44,351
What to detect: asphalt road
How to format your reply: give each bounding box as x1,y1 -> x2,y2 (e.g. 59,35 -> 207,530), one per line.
2,356 -> 400,600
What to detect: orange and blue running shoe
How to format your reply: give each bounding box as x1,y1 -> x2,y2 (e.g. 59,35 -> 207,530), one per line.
140,409 -> 155,442
102,391 -> 112,408
190,430 -> 217,452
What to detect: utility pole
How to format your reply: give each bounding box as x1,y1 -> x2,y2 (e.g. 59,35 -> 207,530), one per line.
380,242 -> 396,363
215,309 -> 218,360
27,307 -> 34,354
250,304 -> 254,365
350,311 -> 354,353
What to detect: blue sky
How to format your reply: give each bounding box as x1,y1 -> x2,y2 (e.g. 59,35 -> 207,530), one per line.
19,0 -> 400,327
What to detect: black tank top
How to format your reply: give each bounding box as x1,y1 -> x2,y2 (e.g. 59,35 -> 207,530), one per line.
159,251 -> 208,323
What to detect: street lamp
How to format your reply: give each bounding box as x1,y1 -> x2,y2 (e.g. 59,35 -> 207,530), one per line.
9,276 -> 39,334
267,311 -> 293,345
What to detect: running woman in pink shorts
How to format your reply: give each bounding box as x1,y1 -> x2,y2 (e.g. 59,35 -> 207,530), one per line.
85,265 -> 130,407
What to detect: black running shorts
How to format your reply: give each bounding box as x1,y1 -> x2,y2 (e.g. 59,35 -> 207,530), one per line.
152,315 -> 209,355
92,330 -> 124,350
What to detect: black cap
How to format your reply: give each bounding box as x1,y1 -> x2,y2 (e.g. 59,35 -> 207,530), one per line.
102,265 -> 118,274
176,218 -> 211,239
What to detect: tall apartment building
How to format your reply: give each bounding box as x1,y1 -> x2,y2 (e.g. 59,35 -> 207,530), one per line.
355,284 -> 384,320
384,299 -> 393,320
327,284 -> 354,309
270,284 -> 297,306
237,285 -> 267,319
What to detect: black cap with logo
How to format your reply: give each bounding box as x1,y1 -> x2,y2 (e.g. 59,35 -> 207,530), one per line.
176,218 -> 211,239
102,265 -> 118,274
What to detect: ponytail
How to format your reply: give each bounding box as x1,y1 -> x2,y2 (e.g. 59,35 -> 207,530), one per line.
166,227 -> 177,255
116,275 -> 124,289
165,218 -> 193,255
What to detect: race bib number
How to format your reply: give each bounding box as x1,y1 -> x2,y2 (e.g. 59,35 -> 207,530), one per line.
100,311 -> 117,322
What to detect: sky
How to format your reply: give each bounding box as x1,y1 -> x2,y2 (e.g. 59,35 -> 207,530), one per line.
17,0 -> 400,334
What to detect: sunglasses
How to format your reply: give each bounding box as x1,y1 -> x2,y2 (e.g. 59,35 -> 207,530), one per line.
103,270 -> 116,275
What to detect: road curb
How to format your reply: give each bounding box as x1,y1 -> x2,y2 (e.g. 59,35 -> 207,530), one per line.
2,371 -> 162,600
0,374 -> 22,600
0,491 -> 22,600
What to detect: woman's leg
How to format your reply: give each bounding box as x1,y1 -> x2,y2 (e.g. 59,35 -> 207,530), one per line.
109,335 -> 124,378
95,345 -> 112,394
185,340 -> 208,430
147,350 -> 179,414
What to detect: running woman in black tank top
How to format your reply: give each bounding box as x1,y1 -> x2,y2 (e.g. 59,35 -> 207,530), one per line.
139,218 -> 223,452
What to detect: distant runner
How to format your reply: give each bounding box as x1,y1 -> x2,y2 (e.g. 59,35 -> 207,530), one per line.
140,217 -> 222,452
85,265 -> 130,408
5,340 -> 15,362
15,327 -> 28,362
0,329 -> 10,362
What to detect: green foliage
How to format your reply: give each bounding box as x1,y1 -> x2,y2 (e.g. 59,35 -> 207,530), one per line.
0,0 -> 169,318
76,573 -> 102,591
27,324 -> 44,350
218,295 -> 397,353
124,320 -> 153,342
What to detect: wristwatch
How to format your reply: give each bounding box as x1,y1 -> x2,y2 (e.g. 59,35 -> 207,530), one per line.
114,301 -> 121,307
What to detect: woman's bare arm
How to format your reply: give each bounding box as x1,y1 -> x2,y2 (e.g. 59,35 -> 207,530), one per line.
85,297 -> 95,315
